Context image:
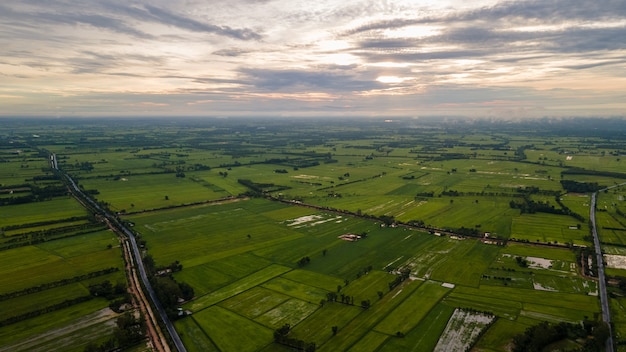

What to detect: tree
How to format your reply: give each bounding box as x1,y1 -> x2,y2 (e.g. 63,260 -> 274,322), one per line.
179,281 -> 194,301
593,322 -> 610,348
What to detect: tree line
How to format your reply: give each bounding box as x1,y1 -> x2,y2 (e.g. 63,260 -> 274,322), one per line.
273,324 -> 316,351
83,312 -> 147,352
0,267 -> 119,302
512,320 -> 609,352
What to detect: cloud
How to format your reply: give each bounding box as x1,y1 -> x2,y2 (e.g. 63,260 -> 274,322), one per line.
239,68 -> 384,92
142,5 -> 262,40
1,0 -> 625,118
212,48 -> 251,57
345,0 -> 626,36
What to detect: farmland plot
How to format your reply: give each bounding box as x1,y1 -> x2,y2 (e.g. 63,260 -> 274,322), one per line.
433,308 -> 495,352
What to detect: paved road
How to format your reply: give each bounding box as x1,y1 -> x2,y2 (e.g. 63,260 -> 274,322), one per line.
590,182 -> 626,352
590,192 -> 613,352
56,164 -> 187,352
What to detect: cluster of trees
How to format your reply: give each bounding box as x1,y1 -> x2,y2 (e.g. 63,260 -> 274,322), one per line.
273,324 -> 316,351
482,275 -> 512,283
576,246 -> 597,277
448,226 -> 481,237
560,180 -> 602,193
156,260 -> 183,274
88,280 -> 127,300
388,269 -> 411,291
297,256 -> 311,266
238,178 -> 291,196
415,191 -> 435,197
562,168 -> 626,181
512,320 -> 609,352
151,276 -> 194,319
510,196 -> 585,222
355,265 -> 373,279
325,292 -> 355,305
69,161 -> 94,171
515,256 -> 529,268
84,312 -> 147,352
515,186 -> 560,196
0,184 -> 68,206
144,255 -> 194,320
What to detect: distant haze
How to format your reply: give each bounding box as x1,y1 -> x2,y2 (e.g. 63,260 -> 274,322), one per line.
1,0 -> 625,118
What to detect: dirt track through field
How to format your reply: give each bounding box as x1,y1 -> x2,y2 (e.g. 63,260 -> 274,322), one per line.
121,236 -> 170,352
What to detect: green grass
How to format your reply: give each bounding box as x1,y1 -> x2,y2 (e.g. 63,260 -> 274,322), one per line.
175,317 -> 219,352
0,198 -> 88,228
4,121 -> 621,352
261,277 -> 329,303
428,240 -> 500,287
473,318 -> 529,351
0,240 -> 123,294
128,199 -> 305,267
255,298 -> 320,329
448,285 -> 599,322
374,280 -> 450,336
317,279 -> 421,352
341,271 -> 395,303
346,331 -> 389,352
0,299 -> 111,347
80,173 -> 228,212
511,213 -> 589,245
188,264 -> 292,312
35,230 -> 119,258
0,283 -> 90,319
500,242 -> 577,261
290,303 -> 363,347
281,269 -> 345,292
220,286 -> 291,319
191,305 -> 274,352
3,219 -> 92,237
378,303 -> 455,352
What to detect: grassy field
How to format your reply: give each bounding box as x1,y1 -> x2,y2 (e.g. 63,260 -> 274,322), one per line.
3,118 -> 622,352
0,198 -> 88,229
374,281 -> 450,335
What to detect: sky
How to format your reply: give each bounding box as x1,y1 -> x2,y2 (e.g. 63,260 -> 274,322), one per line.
1,0 -> 625,119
